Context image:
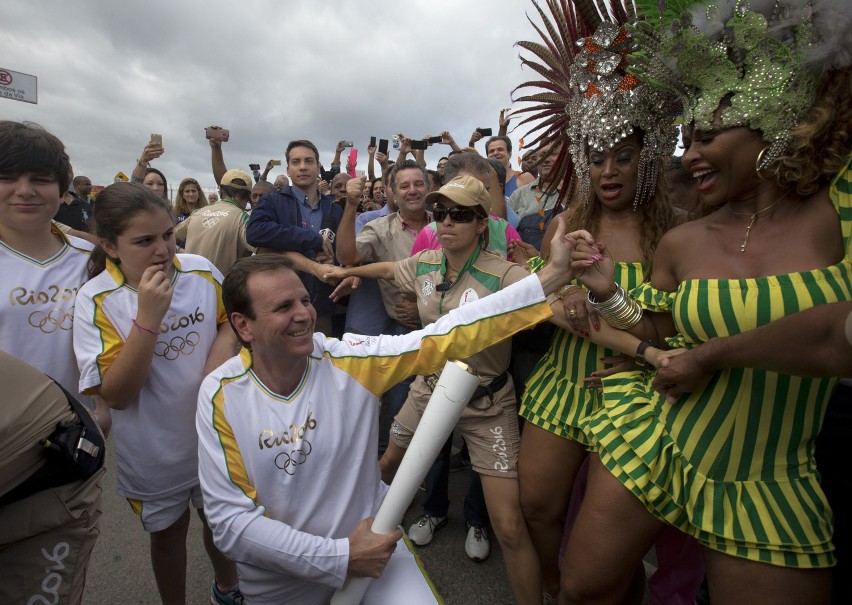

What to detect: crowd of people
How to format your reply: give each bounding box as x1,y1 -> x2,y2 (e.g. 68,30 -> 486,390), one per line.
1,1 -> 851,604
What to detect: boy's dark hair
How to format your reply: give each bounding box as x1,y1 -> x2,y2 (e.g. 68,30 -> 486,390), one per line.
0,121 -> 72,195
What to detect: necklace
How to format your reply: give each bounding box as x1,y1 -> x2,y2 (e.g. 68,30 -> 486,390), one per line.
438,249 -> 481,314
727,190 -> 792,253
444,259 -> 461,280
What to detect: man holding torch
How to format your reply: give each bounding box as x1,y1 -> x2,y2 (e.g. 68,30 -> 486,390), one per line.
196,218 -> 581,604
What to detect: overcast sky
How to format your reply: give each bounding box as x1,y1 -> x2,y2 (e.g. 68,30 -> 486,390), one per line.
2,0 -> 546,193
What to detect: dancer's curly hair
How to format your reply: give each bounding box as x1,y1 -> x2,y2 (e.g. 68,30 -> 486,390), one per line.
776,67 -> 852,195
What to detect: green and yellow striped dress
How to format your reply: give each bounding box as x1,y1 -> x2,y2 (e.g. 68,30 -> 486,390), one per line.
586,157 -> 852,568
520,262 -> 646,445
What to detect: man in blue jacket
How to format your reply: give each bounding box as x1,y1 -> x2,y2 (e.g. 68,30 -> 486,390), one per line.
247,139 -> 344,335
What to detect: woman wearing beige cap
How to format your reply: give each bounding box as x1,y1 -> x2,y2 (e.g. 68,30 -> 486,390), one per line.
324,175 -> 544,605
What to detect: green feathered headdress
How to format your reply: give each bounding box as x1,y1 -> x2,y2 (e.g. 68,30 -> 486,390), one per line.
628,0 -> 832,170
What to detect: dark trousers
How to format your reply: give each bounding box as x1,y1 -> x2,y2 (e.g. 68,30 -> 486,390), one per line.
422,433 -> 489,528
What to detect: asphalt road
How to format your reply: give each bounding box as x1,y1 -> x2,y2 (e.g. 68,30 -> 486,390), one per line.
82,441 -> 515,604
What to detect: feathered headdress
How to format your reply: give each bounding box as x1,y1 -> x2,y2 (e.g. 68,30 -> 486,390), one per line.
512,0 -> 681,209
630,0 -> 852,170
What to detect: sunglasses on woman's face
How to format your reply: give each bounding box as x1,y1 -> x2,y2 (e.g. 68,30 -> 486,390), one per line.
433,205 -> 483,223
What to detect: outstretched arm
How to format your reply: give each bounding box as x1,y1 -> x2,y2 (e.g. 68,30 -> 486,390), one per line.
395,134 -> 411,164
653,302 -> 852,402
441,130 -> 462,153
132,140 -> 164,182
207,125 -> 228,186
367,145 -> 377,181
329,140 -> 345,175
323,262 -> 396,282
497,109 -> 510,137
336,177 -> 366,265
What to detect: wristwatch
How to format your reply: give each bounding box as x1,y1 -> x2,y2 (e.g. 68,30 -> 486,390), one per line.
635,340 -> 654,367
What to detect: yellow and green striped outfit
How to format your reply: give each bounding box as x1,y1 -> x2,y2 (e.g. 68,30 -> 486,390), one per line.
519,262 -> 646,445
586,156 -> 852,567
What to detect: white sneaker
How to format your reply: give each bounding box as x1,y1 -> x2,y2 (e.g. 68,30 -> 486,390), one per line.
408,514 -> 447,546
464,525 -> 490,561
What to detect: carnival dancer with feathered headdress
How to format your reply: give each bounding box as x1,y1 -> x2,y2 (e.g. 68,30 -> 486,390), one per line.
561,0 -> 852,602
510,1 -> 707,602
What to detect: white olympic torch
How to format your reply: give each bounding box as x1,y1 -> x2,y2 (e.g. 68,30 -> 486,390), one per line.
331,360 -> 480,605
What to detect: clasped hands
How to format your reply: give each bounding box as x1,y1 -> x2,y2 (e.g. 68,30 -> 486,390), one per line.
568,236 -> 713,402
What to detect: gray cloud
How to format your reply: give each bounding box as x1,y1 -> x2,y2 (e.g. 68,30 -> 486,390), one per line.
3,0 -> 543,192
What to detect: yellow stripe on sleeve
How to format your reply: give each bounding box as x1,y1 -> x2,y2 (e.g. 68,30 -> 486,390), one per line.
91,291 -> 125,388
331,299 -> 552,396
212,377 -> 257,503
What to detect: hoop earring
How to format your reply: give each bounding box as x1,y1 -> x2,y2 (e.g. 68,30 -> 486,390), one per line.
755,147 -> 769,180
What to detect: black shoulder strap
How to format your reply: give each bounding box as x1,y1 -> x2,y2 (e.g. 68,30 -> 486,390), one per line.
0,380 -> 105,507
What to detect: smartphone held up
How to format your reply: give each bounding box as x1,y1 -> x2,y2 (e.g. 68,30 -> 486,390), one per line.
205,127 -> 230,142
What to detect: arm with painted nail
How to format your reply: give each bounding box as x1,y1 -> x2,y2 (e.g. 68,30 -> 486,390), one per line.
571,230 -> 678,346
549,300 -> 650,359
582,355 -> 636,390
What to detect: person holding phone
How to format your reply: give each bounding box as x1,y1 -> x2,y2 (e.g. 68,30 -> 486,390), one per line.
259,158 -> 282,184
325,140 -> 352,180
132,134 -> 170,200
367,138 -> 393,183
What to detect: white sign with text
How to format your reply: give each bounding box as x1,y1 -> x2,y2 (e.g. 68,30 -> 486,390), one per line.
0,68 -> 38,104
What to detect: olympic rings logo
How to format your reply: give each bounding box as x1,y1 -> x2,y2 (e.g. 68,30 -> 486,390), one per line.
154,331 -> 200,360
274,439 -> 313,476
28,308 -> 74,333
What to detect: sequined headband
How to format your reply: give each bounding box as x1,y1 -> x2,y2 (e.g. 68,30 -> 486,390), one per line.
567,19 -> 679,207
512,1 -> 679,209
